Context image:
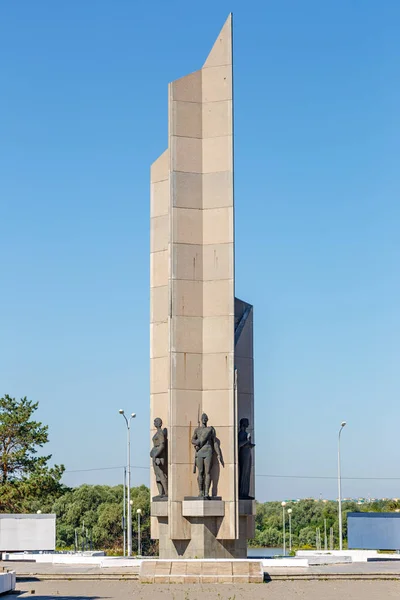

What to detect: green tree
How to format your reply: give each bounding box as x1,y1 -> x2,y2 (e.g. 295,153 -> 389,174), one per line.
298,526 -> 316,547
51,483 -> 157,555
0,394 -> 65,512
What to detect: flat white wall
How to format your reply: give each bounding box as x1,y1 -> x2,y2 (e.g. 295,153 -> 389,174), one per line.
0,572 -> 16,594
0,514 -> 56,551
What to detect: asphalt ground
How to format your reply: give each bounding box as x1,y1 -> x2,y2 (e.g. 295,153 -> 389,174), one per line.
5,578 -> 400,599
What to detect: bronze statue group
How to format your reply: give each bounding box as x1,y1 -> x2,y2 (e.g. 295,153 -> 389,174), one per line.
150,414 -> 255,500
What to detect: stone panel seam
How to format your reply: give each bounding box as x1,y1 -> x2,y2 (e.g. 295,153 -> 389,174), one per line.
202,63 -> 231,69
173,134 -> 231,140
172,241 -> 232,247
173,169 -> 231,176
169,99 -> 231,104
171,206 -> 232,212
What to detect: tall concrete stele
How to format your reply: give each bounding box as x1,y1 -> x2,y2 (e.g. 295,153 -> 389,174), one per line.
150,15 -> 255,559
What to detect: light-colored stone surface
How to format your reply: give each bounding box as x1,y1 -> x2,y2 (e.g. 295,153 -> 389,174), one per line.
150,147 -> 170,511
202,137 -> 233,174
150,14 -> 245,552
151,180 -> 169,217
216,501 -> 238,540
202,171 -> 233,208
296,549 -> 400,562
202,207 -> 233,244
211,425 -> 234,465
171,101 -> 202,139
169,464 -> 197,502
202,352 -> 234,389
168,500 -> 191,540
214,463 -> 235,499
172,171 -> 203,209
203,316 -> 233,353
150,393 -> 168,427
202,390 -> 234,426
171,136 -> 202,173
171,70 -> 202,103
150,322 -> 168,358
203,279 -> 234,316
169,426 -> 196,465
172,207 -> 202,245
140,560 -> 263,583
202,66 -> 232,103
151,502 -> 168,518
182,500 -> 225,517
172,243 -> 203,280
172,279 -> 203,316
150,250 -> 168,287
150,215 -> 169,252
150,286 -> 168,323
150,356 -> 169,395
202,101 -> 232,138
202,243 -> 234,280
171,353 -> 202,391
171,316 -> 203,353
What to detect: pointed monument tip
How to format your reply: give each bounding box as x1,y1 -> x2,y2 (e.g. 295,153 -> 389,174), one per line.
203,14 -> 233,69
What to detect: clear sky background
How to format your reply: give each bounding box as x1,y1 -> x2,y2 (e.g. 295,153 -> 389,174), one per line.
1,1 -> 399,502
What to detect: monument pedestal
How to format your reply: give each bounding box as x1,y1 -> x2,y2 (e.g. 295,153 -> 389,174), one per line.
154,499 -> 255,559
158,518 -> 247,559
140,560 -> 264,584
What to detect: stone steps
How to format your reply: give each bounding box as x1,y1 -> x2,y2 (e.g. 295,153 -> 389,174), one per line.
140,560 -> 263,583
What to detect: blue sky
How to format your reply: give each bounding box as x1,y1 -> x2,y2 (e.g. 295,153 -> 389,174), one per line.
1,0 -> 400,502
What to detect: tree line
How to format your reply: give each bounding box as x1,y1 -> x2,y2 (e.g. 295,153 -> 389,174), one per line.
250,498 -> 400,549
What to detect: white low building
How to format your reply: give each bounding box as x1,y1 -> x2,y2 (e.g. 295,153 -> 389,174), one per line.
0,514 -> 56,552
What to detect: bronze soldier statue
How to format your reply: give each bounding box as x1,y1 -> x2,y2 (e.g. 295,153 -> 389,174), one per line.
191,413 -> 224,498
238,417 -> 255,499
150,417 -> 168,497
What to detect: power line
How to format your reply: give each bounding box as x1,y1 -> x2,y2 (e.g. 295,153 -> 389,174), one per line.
256,474 -> 400,481
65,465 -> 150,473
64,465 -> 400,481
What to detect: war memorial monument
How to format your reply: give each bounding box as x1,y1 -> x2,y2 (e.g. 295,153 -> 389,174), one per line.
149,15 -> 255,561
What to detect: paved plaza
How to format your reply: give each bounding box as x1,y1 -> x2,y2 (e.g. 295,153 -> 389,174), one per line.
5,579 -> 400,599
5,558 -> 400,578
3,560 -> 400,599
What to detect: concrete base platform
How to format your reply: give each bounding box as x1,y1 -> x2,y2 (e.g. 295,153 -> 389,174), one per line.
0,571 -> 16,594
140,560 -> 263,583
296,549 -> 400,562
182,499 -> 224,517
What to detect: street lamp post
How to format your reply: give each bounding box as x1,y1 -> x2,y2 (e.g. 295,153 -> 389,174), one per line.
137,508 -> 142,557
119,409 -> 136,557
338,421 -> 346,551
122,467 -> 126,557
287,508 -> 292,554
281,501 -> 286,556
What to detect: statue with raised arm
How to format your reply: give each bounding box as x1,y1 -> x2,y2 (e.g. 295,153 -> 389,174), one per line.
191,413 -> 224,498
150,417 -> 168,498
238,418 -> 255,499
